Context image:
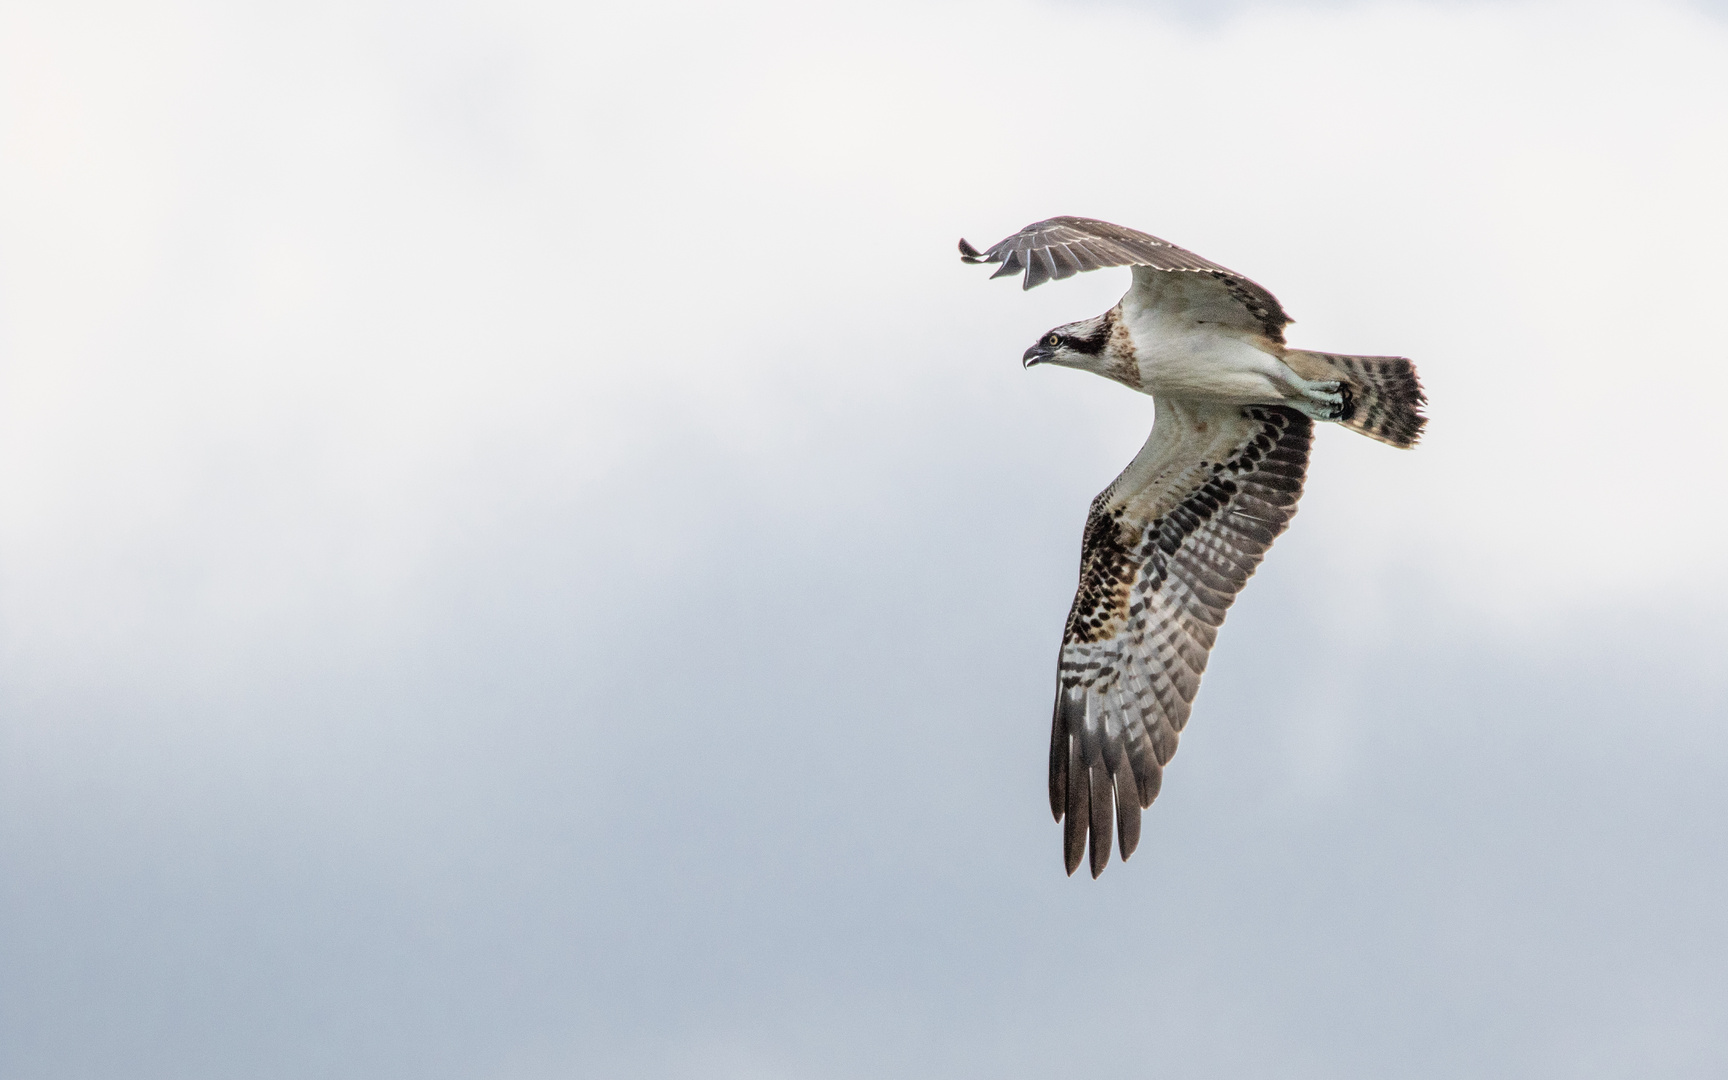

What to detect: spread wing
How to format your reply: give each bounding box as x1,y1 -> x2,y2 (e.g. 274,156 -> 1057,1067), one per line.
1051,402 -> 1313,877
959,215 -> 1290,343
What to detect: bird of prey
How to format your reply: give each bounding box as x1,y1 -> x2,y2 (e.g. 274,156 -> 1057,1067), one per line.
960,216 -> 1425,878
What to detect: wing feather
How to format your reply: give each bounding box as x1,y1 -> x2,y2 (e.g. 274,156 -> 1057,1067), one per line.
1087,759 -> 1114,878
1115,766 -> 1142,859
959,215 -> 1291,343
1050,403 -> 1314,876
1063,734 -> 1089,875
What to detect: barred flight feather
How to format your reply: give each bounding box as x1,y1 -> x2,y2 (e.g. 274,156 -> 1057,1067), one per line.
1050,404 -> 1312,877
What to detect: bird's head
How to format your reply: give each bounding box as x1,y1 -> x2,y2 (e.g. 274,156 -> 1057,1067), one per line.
1022,312 -> 1117,375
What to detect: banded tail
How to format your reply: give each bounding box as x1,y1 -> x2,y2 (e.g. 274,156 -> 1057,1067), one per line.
1285,350 -> 1428,448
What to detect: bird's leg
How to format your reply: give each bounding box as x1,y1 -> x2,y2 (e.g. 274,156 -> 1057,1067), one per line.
1279,370 -> 1350,422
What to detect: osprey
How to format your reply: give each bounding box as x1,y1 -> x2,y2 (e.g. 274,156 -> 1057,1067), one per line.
960,216 -> 1426,878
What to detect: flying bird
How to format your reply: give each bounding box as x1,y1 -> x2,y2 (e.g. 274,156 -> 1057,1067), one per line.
960,216 -> 1426,878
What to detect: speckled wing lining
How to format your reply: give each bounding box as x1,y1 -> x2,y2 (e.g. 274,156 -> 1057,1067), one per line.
959,215 -> 1290,343
1050,405 -> 1313,877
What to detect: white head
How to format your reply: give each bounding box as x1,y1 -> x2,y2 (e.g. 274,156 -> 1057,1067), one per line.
1019,308 -> 1136,388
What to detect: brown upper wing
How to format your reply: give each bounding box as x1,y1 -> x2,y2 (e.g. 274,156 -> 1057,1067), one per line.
959,215 -> 1291,343
1049,401 -> 1314,877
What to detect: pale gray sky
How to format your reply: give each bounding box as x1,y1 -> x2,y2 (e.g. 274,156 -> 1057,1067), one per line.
2,1 -> 1726,1077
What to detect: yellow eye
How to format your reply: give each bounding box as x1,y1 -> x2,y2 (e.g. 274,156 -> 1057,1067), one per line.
1047,333 -> 1061,347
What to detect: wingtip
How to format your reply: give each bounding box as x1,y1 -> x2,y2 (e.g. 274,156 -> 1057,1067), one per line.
1088,835 -> 1110,878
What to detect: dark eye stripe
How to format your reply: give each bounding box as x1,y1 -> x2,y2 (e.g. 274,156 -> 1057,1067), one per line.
1068,332 -> 1107,356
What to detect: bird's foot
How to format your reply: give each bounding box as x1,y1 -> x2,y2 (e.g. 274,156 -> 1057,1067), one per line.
1288,378 -> 1352,422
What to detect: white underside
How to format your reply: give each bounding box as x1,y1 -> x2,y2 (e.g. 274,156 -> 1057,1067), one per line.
1117,273 -> 1308,406
1135,325 -> 1293,403
1118,302 -> 1346,422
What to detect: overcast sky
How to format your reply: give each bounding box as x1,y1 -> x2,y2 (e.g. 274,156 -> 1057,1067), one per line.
3,1 -> 1726,1077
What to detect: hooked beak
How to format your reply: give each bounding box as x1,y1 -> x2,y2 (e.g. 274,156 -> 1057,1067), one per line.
1023,343 -> 1052,369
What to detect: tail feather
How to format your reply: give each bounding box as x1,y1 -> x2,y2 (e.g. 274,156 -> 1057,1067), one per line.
1286,351 -> 1427,448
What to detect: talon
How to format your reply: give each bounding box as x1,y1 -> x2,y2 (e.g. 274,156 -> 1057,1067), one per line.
1285,375 -> 1351,422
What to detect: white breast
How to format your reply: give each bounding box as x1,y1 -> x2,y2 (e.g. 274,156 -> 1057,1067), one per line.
1122,303 -> 1290,404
